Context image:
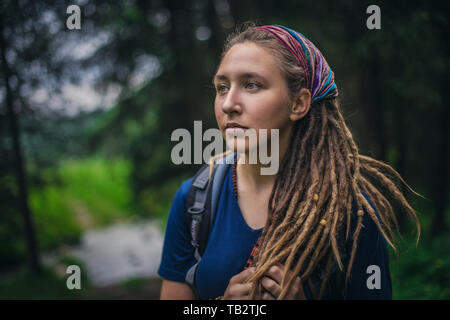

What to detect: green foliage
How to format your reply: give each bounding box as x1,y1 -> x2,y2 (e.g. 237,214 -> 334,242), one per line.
30,186 -> 82,251
0,221 -> 26,271
28,157 -> 135,252
0,266 -> 83,300
57,157 -> 133,224
390,234 -> 450,299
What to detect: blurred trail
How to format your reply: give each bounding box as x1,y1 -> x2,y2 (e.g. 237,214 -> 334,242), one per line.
43,219 -> 165,299
66,197 -> 95,229
67,221 -> 164,287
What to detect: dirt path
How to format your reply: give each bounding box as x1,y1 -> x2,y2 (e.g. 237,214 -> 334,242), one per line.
66,196 -> 96,229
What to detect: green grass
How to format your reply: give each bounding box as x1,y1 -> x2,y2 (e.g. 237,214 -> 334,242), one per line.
57,157 -> 133,224
29,157 -> 135,251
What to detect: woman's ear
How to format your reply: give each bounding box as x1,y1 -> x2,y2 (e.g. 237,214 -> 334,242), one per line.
290,88 -> 311,121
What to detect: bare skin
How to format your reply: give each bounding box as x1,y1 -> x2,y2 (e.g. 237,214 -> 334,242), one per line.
160,280 -> 195,300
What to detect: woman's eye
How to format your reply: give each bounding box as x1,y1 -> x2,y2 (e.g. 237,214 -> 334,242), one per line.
216,85 -> 228,93
215,82 -> 260,94
246,82 -> 260,90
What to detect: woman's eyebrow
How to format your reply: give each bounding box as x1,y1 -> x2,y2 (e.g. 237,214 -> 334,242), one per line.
212,72 -> 266,84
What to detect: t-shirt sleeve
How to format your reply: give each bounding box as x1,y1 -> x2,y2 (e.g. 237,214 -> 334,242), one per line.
157,177 -> 197,283
344,193 -> 393,299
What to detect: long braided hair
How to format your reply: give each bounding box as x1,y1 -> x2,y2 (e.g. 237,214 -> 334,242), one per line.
210,23 -> 421,300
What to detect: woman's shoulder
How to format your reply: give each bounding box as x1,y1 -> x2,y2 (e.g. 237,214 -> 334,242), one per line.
164,176 -> 196,229
179,176 -> 195,196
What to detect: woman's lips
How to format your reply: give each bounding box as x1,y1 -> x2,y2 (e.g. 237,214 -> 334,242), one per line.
225,127 -> 248,135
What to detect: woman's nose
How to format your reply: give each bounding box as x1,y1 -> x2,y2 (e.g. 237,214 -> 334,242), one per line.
221,86 -> 242,115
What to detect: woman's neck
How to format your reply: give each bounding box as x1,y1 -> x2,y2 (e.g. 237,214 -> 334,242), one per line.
235,134 -> 289,193
237,160 -> 276,193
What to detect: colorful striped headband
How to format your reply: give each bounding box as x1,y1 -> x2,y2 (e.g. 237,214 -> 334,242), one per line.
255,25 -> 338,103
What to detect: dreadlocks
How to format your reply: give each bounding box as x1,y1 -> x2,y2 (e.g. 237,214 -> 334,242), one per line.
210,23 -> 421,300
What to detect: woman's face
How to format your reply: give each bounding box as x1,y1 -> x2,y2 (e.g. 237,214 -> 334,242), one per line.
213,42 -> 295,158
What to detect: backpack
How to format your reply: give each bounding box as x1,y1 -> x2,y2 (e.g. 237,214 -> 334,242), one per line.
184,152 -> 235,298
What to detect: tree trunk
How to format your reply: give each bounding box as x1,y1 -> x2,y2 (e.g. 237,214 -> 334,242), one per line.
0,14 -> 41,274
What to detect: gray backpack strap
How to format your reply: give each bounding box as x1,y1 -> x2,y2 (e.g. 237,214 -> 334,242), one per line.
210,152 -> 235,226
185,152 -> 235,299
187,166 -> 211,251
185,165 -> 212,298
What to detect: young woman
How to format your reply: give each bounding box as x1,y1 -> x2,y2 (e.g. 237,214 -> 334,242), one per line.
158,23 -> 420,300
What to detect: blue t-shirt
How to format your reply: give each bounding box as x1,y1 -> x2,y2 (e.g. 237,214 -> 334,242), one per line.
158,162 -> 392,300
